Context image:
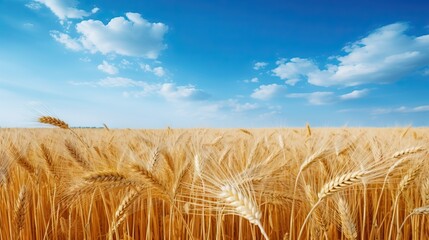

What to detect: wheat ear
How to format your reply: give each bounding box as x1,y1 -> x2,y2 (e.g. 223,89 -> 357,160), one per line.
9,144 -> 35,175
38,116 -> 69,129
303,185 -> 329,234
421,178 -> 429,205
318,170 -> 367,200
388,165 -> 421,239
65,140 -> 90,170
219,184 -> 269,240
298,170 -> 367,240
391,146 -> 424,158
38,115 -> 90,148
289,148 -> 329,239
14,186 -> 28,236
306,122 -> 312,137
397,205 -> 429,239
109,187 -> 143,237
337,197 -> 357,240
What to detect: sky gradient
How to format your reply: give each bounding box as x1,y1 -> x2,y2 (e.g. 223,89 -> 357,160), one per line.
1,0 -> 429,128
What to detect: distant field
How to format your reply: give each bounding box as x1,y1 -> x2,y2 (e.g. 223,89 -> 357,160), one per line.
1,123 -> 428,239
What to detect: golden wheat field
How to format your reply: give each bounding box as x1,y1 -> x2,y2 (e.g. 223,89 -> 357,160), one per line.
1,118 -> 429,240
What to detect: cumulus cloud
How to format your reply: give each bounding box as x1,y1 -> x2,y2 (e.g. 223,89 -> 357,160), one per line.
97,61 -> 118,75
74,12 -> 168,58
251,84 -> 285,100
140,64 -> 165,77
339,89 -> 369,100
35,0 -> 92,20
254,62 -> 268,70
373,105 -> 429,114
273,23 -> 429,87
288,92 -> 335,105
50,30 -> 82,51
272,58 -> 318,85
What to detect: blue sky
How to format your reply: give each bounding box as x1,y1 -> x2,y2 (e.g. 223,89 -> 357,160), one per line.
1,0 -> 429,128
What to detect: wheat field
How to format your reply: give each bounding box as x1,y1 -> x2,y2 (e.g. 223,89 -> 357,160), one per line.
1,118 -> 428,239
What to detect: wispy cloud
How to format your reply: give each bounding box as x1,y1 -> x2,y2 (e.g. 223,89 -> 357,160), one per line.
50,30 -> 82,51
373,105 -> 429,114
34,0 -> 93,20
244,77 -> 259,83
339,89 -> 370,100
273,23 -> 429,87
226,99 -> 259,112
25,2 -> 42,10
287,92 -> 335,105
159,83 -> 209,101
70,77 -> 209,102
251,84 -> 285,100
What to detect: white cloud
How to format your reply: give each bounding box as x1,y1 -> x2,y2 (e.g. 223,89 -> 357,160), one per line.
373,105 -> 429,114
153,67 -> 165,77
25,2 -> 42,10
159,83 -> 209,101
251,84 -> 285,100
79,57 -> 91,62
71,78 -> 208,101
23,23 -> 35,29
339,89 -> 369,100
140,64 -> 166,77
97,61 -> 118,75
273,23 -> 429,87
254,62 -> 268,70
98,77 -> 138,87
70,77 -> 150,88
75,12 -> 168,58
91,7 -> 99,14
272,58 -> 318,85
50,30 -> 82,51
244,77 -> 259,83
288,92 -> 335,105
35,0 -> 91,20
225,100 -> 259,112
